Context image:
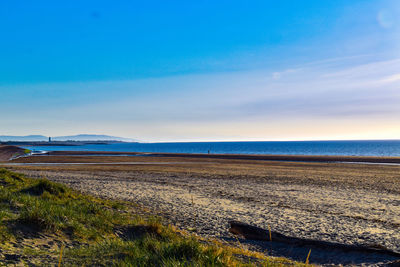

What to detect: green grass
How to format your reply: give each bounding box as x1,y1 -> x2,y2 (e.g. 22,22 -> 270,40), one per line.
0,169 -> 128,241
65,236 -> 234,266
0,168 -> 305,266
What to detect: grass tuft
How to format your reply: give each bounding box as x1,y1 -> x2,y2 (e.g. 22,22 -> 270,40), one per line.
20,178 -> 68,197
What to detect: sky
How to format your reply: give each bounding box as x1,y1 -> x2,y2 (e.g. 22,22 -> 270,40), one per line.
1,0 -> 399,142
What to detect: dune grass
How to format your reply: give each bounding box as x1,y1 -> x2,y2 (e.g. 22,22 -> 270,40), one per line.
0,168 -> 306,266
0,169 -> 128,242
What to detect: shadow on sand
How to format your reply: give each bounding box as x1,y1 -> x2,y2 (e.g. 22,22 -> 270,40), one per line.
227,221 -> 400,265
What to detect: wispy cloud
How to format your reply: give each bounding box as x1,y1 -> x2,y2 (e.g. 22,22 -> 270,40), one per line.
381,73 -> 400,83
1,56 -> 399,141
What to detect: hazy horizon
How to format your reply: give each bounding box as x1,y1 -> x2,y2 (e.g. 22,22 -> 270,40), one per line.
1,133 -> 400,143
1,1 -> 399,142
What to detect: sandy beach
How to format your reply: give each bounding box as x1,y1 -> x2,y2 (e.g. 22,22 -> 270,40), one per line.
3,153 -> 400,265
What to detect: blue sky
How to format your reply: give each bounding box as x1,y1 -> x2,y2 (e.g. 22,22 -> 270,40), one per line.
1,0 -> 399,141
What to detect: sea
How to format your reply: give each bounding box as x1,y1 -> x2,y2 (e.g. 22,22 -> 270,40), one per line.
24,140 -> 400,157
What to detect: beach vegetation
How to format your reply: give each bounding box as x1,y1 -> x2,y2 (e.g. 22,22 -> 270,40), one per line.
0,168 -> 305,266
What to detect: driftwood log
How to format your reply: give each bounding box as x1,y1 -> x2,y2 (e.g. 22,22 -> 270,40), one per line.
228,220 -> 400,258
229,220 -> 285,242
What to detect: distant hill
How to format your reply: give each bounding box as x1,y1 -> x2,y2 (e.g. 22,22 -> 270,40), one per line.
0,134 -> 136,142
0,135 -> 48,141
52,134 -> 136,142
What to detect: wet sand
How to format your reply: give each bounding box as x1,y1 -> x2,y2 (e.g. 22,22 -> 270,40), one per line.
45,150 -> 400,164
4,153 -> 400,265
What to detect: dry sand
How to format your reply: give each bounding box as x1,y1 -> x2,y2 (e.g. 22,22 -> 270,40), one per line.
4,154 -> 400,265
0,145 -> 26,161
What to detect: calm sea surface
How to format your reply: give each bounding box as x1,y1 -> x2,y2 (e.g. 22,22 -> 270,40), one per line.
25,140 -> 400,157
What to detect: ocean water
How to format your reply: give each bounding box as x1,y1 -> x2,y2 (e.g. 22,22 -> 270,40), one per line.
25,140 -> 400,157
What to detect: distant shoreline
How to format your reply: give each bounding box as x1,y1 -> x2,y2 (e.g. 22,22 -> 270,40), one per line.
0,141 -> 128,146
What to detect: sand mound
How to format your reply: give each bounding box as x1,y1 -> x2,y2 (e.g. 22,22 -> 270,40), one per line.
0,145 -> 26,161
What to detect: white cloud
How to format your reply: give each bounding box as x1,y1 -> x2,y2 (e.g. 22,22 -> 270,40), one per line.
381,73 -> 400,83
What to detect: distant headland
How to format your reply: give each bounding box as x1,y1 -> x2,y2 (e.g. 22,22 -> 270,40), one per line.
0,134 -> 136,142
0,134 -> 136,146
